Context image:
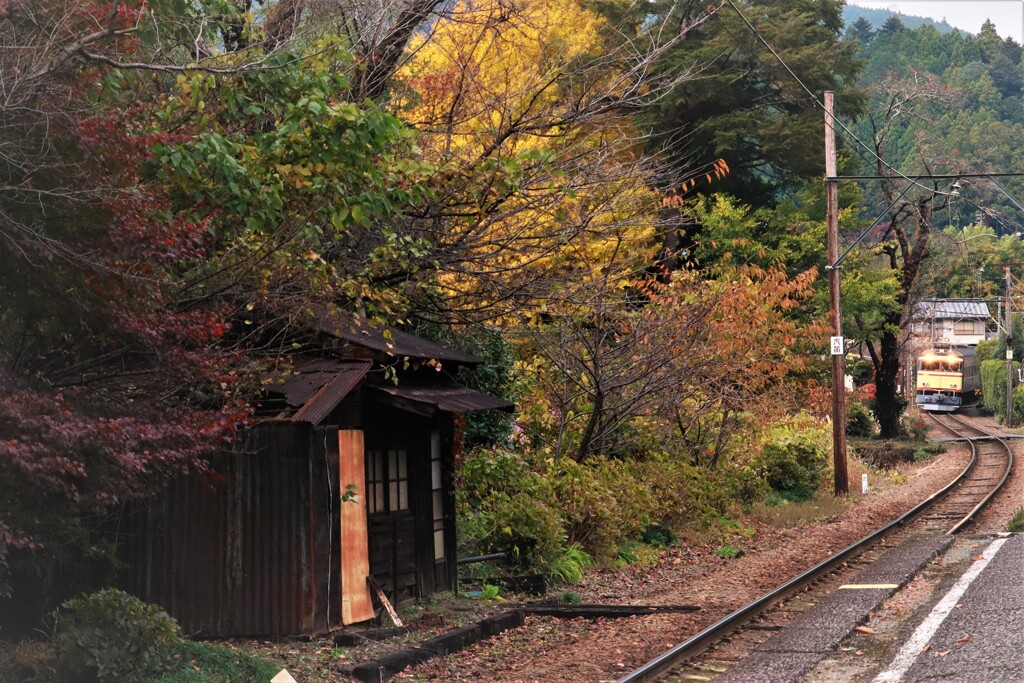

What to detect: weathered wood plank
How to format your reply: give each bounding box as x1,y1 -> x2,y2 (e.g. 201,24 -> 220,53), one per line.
339,430 -> 375,625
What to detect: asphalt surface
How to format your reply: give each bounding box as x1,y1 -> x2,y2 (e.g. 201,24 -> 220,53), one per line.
882,534 -> 1024,682
713,534 -> 1024,682
714,535 -> 955,683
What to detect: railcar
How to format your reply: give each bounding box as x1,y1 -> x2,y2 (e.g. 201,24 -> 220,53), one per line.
915,347 -> 980,412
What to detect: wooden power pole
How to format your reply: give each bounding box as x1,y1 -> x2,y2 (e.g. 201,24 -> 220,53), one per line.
825,91 -> 848,495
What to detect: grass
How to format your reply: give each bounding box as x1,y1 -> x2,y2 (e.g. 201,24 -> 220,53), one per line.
749,494 -> 849,528
614,541 -> 661,569
158,641 -> 280,682
1008,507 -> 1024,533
557,591 -> 581,604
548,544 -> 594,583
714,545 -> 741,559
914,443 -> 946,462
0,639 -> 279,683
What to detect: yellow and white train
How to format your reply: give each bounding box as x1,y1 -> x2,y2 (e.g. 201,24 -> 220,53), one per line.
915,348 -> 980,412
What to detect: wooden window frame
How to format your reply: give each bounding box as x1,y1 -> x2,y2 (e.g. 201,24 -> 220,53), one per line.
366,448 -> 409,514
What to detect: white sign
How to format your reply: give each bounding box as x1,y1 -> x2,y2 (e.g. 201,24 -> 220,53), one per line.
862,473 -> 869,495
1008,349 -> 1014,360
831,336 -> 845,356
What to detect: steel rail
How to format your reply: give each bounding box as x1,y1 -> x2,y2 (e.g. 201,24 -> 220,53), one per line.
936,414 -> 1014,535
616,424 -> 982,683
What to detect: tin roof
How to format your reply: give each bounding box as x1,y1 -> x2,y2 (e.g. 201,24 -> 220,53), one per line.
368,384 -> 515,414
267,360 -> 371,425
307,309 -> 482,365
265,359 -> 511,423
913,299 -> 993,321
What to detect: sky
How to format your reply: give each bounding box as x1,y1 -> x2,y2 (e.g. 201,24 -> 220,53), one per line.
848,1 -> 1024,42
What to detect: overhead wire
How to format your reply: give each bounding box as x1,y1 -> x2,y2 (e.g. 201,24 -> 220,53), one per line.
723,0 -> 956,198
989,178 -> 1024,216
722,0 -> 1024,275
830,180 -> 915,270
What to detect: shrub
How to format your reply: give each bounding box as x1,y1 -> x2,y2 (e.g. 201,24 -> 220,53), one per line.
902,411 -> 928,441
553,453 -> 742,564
614,541 -> 660,569
752,420 -> 829,502
975,338 -> 998,362
1014,384 -> 1024,426
553,458 -> 655,563
52,588 -> 181,681
641,523 -> 674,548
456,449 -> 566,572
846,401 -> 876,437
914,443 -> 946,462
980,359 -> 1021,424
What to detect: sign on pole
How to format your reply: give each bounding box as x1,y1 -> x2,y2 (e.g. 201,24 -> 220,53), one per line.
830,336 -> 845,356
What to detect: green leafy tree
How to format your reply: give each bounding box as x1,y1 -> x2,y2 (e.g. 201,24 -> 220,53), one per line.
594,0 -> 865,208
847,17 -> 875,48
154,42 -> 435,322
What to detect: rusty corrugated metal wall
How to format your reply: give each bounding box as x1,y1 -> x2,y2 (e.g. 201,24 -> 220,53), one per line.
117,423 -> 340,636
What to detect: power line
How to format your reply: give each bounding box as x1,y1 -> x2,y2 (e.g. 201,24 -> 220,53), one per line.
836,172 -> 1024,181
723,0 -> 955,197
990,178 -> 1024,216
723,0 -> 1024,238
829,180 -> 915,270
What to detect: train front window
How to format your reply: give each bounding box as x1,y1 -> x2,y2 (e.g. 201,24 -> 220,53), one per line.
920,359 -> 961,372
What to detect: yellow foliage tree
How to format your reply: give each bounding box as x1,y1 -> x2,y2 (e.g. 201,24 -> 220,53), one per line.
395,0 -> 700,319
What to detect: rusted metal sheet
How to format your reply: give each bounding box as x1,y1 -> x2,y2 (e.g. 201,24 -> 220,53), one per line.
266,360 -> 370,425
338,430 -> 374,625
118,423 -> 335,636
290,363 -> 370,424
367,384 -> 514,414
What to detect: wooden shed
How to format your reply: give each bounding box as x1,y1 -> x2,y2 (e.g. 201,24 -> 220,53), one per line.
116,321 -> 512,636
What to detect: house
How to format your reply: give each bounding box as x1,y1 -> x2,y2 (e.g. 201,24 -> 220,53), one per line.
115,316 -> 513,636
910,298 -> 995,348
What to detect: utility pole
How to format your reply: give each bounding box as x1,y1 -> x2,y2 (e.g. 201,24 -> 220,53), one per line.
1006,266 -> 1014,428
825,91 -> 848,495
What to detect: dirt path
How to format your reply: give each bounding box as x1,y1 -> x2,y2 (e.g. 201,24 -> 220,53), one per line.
401,442 -> 973,682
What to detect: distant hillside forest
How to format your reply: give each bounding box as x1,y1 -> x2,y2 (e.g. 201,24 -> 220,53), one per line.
844,14 -> 1024,235
842,5 -> 960,36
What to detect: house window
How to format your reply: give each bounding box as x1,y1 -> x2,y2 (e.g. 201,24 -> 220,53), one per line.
954,321 -> 980,335
431,431 -> 445,561
365,449 -> 408,514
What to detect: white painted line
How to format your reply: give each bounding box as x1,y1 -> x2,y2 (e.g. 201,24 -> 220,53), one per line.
872,537 -> 1008,683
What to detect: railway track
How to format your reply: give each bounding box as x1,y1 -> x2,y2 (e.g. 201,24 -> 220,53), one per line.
919,413 -> 1013,534
618,414 -> 1014,683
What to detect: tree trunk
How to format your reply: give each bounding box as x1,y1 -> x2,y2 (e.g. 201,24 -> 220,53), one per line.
874,327 -> 904,438
575,391 -> 604,462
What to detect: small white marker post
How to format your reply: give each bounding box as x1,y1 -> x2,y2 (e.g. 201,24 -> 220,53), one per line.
862,473 -> 869,495
271,669 -> 297,683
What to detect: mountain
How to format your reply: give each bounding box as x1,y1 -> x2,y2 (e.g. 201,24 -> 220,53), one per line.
842,4 -> 962,36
